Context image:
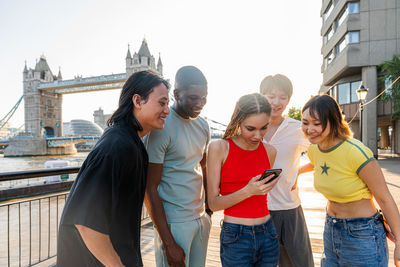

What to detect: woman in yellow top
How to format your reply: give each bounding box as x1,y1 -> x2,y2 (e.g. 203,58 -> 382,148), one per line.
301,94 -> 400,267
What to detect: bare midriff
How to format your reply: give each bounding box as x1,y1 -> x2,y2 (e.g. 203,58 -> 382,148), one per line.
327,198 -> 377,218
223,214 -> 271,226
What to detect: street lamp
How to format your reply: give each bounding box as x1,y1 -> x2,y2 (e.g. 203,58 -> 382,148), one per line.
356,83 -> 368,142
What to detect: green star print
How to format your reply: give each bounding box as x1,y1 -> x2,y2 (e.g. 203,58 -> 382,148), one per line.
321,162 -> 330,175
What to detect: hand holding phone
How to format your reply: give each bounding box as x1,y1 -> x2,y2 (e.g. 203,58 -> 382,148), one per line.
259,169 -> 282,184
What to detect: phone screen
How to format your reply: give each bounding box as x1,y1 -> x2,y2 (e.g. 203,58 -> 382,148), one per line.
259,168 -> 282,183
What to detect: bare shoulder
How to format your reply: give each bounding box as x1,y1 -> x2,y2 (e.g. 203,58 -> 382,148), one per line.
262,142 -> 277,155
209,139 -> 229,154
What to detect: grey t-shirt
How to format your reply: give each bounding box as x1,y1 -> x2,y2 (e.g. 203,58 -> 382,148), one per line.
144,108 -> 210,223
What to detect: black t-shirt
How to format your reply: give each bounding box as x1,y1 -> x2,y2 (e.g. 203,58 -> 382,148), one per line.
57,121 -> 148,267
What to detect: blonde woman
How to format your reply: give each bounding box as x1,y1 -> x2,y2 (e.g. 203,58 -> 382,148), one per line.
207,93 -> 280,266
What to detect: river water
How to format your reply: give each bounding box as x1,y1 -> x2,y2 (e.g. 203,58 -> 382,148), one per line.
0,152 -> 89,189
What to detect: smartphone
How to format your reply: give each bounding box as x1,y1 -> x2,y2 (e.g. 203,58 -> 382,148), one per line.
259,168 -> 282,183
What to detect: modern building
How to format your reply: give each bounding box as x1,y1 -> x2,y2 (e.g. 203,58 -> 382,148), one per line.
93,107 -> 112,129
63,120 -> 103,136
63,120 -> 103,150
320,0 -> 400,156
0,122 -> 11,138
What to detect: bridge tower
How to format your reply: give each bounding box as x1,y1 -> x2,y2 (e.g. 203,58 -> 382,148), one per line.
125,38 -> 163,77
23,55 -> 63,137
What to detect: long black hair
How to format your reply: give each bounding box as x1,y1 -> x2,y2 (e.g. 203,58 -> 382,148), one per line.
107,70 -> 169,131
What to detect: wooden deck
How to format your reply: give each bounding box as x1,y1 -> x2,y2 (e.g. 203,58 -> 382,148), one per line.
140,171 -> 326,267
140,167 -> 398,267
2,158 -> 397,267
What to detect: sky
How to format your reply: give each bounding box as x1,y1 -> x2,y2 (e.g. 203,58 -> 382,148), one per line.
0,0 -> 323,129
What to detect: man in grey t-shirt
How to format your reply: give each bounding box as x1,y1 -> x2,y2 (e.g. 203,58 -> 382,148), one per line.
145,66 -> 211,267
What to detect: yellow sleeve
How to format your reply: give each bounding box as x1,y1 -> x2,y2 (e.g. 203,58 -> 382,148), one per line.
349,142 -> 375,174
307,145 -> 315,165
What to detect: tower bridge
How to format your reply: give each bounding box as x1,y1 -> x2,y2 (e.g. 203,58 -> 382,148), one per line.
22,38 -> 162,139
3,38 -> 225,156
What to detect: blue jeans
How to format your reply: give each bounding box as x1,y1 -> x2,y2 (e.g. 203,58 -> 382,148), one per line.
220,219 -> 279,267
321,212 -> 388,267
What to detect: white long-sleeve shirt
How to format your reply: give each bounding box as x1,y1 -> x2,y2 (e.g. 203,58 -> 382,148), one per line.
265,117 -> 309,210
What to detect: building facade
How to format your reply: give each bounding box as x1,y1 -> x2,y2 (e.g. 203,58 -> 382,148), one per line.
320,0 -> 400,156
93,107 -> 112,129
125,38 -> 163,77
23,56 -> 63,138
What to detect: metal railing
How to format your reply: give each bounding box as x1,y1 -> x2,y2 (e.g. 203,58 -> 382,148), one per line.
0,167 -> 150,267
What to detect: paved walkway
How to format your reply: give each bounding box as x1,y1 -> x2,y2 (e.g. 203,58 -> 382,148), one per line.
141,157 -> 400,266
1,157 -> 398,266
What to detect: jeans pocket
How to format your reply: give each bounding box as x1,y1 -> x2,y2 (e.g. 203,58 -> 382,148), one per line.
268,225 -> 278,240
220,228 -> 239,244
347,222 -> 374,239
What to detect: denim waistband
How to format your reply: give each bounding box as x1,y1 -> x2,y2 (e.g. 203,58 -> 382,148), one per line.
325,212 -> 380,224
222,218 -> 273,233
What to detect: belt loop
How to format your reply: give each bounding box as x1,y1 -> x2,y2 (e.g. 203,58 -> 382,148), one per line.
264,223 -> 267,234
343,219 -> 347,230
239,225 -> 243,236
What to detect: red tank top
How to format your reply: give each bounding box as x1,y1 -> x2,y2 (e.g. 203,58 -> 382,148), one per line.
220,138 -> 271,218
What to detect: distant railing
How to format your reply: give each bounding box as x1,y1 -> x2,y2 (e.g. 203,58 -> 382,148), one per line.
0,167 -> 150,267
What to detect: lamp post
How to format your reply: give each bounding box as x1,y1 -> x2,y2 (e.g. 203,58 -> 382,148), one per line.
356,83 -> 368,142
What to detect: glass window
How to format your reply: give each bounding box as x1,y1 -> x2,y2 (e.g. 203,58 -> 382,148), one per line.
348,2 -> 360,14
351,81 -> 361,102
385,77 -> 392,96
346,31 -> 360,44
336,38 -> 346,55
326,51 -> 335,65
336,6 -> 349,28
338,83 -> 350,104
324,2 -> 334,21
327,27 -> 334,42
330,86 -> 337,99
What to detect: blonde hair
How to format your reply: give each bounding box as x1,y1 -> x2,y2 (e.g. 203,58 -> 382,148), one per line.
259,74 -> 293,98
223,93 -> 271,140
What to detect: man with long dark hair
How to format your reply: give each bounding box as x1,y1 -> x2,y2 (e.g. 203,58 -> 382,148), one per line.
145,66 -> 211,267
57,70 -> 170,267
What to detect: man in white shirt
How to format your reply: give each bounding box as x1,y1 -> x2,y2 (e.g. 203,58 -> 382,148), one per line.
260,74 -> 314,267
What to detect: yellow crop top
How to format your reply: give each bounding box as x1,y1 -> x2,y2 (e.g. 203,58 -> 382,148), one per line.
307,138 -> 375,203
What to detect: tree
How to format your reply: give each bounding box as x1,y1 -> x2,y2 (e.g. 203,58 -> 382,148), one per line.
379,55 -> 400,120
287,107 -> 302,121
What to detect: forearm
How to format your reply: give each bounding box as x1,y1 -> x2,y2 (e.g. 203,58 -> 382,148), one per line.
208,186 -> 250,212
298,162 -> 314,175
377,195 -> 400,243
75,225 -> 123,267
144,190 -> 176,246
203,173 -> 211,211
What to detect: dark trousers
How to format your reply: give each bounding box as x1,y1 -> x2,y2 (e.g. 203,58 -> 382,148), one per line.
270,206 -> 314,267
